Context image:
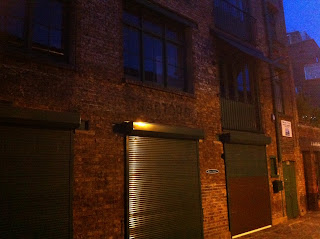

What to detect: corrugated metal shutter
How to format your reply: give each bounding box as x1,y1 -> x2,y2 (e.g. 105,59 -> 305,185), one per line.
224,144 -> 271,236
0,125 -> 72,239
127,136 -> 203,239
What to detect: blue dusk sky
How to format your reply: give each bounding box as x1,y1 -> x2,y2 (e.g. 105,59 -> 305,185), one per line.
283,0 -> 320,45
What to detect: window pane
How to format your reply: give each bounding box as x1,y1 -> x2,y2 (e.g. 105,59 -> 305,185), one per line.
155,61 -> 164,84
143,19 -> 162,35
167,43 -> 184,89
124,27 -> 140,54
226,0 -> 245,10
144,59 -> 154,82
143,34 -> 163,84
143,35 -> 153,59
143,59 -> 164,84
50,1 -> 63,29
237,72 -> 244,92
166,28 -> 178,41
124,53 -> 140,77
32,0 -> 64,50
167,66 -> 184,89
167,43 -> 182,67
237,71 -> 244,102
167,44 -> 177,66
143,35 -> 162,61
245,65 -> 250,91
166,26 -> 183,42
33,0 -> 51,26
49,29 -> 62,49
124,27 -> 140,78
123,11 -> 140,27
245,65 -> 252,102
32,24 -> 49,46
0,0 -> 25,38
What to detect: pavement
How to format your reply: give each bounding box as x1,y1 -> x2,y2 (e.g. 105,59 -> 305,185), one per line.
241,211 -> 320,239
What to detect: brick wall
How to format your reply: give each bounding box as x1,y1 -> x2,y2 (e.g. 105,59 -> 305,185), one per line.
0,0 -> 306,238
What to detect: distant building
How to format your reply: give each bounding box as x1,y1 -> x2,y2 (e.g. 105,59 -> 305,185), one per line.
288,31 -> 320,212
287,31 -> 320,106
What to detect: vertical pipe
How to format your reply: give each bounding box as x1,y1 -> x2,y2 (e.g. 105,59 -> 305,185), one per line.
262,0 -> 285,217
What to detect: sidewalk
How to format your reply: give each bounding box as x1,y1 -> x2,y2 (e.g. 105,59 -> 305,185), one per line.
241,211 -> 320,239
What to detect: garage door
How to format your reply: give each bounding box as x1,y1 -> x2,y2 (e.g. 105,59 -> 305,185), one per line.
224,144 -> 271,236
127,136 -> 203,239
0,125 -> 73,239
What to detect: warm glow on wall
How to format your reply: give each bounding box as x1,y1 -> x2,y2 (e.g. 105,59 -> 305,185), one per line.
132,122 -> 153,131
133,122 -> 148,128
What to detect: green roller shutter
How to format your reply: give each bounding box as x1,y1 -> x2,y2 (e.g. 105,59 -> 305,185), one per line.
127,136 -> 203,239
224,143 -> 271,236
0,125 -> 72,239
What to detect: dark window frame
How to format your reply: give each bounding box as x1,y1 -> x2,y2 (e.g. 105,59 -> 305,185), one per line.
123,4 -> 190,92
219,50 -> 257,104
0,0 -> 71,61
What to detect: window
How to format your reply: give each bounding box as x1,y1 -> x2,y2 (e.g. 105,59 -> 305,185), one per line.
274,75 -> 284,113
0,0 -> 69,57
304,64 -> 320,80
226,0 -> 247,11
219,53 -> 255,104
123,7 -> 187,91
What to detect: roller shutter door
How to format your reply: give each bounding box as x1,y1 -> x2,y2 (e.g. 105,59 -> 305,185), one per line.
224,144 -> 271,236
0,125 -> 72,239
127,136 -> 203,239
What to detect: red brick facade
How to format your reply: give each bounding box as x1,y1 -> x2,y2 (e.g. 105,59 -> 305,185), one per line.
0,0 -> 307,238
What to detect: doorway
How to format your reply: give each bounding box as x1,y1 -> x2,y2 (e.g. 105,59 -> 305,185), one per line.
283,161 -> 299,219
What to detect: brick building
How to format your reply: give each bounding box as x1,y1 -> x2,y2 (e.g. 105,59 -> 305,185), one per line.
0,0 -> 306,238
287,32 -> 320,213
287,31 -> 320,107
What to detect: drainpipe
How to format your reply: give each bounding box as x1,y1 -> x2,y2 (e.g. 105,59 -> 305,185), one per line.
262,0 -> 285,217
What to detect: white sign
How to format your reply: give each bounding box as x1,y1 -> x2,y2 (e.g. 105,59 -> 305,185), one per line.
281,120 -> 292,138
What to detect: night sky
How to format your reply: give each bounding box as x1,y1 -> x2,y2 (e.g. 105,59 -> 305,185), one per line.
283,0 -> 320,45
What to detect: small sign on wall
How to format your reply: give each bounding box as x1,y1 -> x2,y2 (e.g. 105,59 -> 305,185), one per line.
281,120 -> 292,138
206,169 -> 219,174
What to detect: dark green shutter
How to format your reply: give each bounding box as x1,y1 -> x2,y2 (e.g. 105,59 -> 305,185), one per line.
127,136 -> 202,239
224,144 -> 271,236
0,125 -> 72,239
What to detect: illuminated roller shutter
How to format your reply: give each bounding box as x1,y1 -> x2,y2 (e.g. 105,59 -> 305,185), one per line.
127,136 -> 203,239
